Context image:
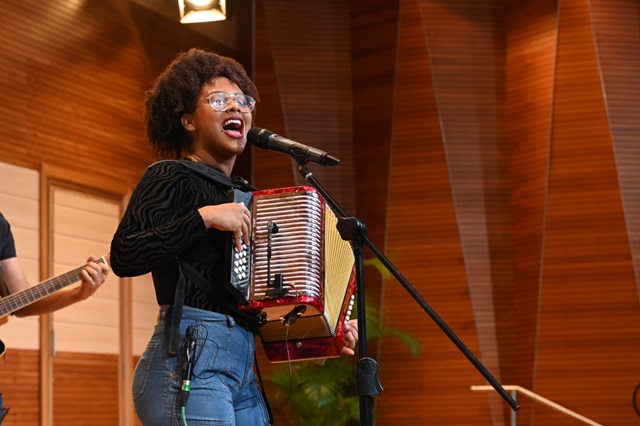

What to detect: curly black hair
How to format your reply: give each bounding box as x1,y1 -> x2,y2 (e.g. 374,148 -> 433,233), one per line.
144,48 -> 259,159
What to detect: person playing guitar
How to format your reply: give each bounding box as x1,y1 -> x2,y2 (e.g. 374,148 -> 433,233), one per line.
0,211 -> 110,421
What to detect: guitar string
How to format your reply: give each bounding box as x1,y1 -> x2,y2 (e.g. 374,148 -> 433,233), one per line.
0,256 -> 107,316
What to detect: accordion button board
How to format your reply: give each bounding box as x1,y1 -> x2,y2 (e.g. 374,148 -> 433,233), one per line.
224,190 -> 254,304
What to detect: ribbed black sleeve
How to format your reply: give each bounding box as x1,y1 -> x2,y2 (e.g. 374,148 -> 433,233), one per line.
0,212 -> 17,261
110,160 -> 234,309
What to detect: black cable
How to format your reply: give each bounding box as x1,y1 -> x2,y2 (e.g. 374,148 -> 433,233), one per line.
254,352 -> 274,425
268,290 -> 301,419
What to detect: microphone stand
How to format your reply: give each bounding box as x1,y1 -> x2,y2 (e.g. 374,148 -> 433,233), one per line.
294,162 -> 519,426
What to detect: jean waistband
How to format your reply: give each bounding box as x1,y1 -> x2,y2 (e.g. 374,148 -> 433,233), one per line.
158,305 -> 241,328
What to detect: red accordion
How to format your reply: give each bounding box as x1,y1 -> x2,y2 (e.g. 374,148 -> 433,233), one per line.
225,186 -> 356,362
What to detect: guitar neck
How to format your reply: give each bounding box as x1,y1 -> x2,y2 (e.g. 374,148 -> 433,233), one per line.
0,256 -> 108,317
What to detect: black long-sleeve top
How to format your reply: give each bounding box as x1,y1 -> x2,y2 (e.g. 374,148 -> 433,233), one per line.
0,212 -> 17,261
110,160 -> 237,313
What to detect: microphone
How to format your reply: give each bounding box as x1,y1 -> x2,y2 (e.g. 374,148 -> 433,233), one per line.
247,127 -> 341,166
178,326 -> 197,408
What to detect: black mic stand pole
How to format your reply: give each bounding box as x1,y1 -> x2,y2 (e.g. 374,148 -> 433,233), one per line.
295,162 -> 519,426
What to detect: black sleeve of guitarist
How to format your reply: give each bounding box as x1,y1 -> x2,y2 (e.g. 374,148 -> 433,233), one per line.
0,212 -> 17,297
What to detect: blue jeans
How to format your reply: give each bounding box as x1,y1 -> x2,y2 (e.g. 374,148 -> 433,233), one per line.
133,306 -> 270,425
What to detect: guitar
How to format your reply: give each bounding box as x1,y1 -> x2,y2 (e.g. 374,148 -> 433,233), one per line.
0,255 -> 109,361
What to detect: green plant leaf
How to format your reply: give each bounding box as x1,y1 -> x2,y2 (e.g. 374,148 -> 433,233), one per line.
265,252 -> 419,425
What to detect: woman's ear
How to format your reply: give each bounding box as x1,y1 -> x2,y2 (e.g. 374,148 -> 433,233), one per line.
181,113 -> 196,131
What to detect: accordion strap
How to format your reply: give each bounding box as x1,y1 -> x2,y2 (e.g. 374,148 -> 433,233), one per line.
175,159 -> 256,191
168,263 -> 187,356
169,260 -> 266,355
183,260 -> 266,322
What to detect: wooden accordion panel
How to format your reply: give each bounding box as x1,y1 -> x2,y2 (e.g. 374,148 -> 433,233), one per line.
226,186 -> 356,362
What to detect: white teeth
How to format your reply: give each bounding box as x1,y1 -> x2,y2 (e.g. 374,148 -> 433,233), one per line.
224,119 -> 242,126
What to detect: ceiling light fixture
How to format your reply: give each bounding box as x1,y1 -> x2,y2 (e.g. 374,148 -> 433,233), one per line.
178,0 -> 227,24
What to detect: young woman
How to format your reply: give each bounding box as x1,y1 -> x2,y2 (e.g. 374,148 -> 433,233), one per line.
110,48 -> 358,426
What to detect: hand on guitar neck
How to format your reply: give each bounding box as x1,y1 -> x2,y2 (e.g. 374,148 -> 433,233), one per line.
0,254 -> 111,362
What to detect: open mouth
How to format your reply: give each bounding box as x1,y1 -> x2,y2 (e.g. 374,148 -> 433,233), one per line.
223,118 -> 244,138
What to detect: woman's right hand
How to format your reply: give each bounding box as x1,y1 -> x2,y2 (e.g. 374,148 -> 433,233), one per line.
198,203 -> 251,251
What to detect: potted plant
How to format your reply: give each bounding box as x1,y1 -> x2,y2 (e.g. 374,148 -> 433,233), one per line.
265,258 -> 420,426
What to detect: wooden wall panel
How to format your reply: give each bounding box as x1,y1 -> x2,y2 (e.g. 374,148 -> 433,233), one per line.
506,0 -> 557,422
348,0 -> 400,319
254,0 -> 356,213
373,0 -> 640,424
0,350 -> 40,425
251,0 -> 293,190
534,0 -> 640,424
0,0 -> 153,184
0,0 -> 242,185
52,352 -> 119,425
350,0 -> 399,253
590,0 -> 640,299
419,1 -> 509,413
379,0 -> 496,423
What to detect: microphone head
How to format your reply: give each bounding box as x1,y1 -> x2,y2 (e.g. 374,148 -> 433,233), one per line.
247,127 -> 341,166
247,127 -> 274,147
324,155 -> 340,166
267,221 -> 279,234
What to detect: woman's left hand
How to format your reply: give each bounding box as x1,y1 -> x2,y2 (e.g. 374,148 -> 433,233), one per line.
341,319 -> 359,356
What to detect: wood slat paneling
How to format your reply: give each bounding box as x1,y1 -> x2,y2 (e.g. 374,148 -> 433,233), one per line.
506,0 -> 558,421
251,0 -> 294,191
379,0 -> 494,423
350,0 -> 399,253
419,2 -> 510,409
257,0 -> 356,213
535,0 -> 640,424
590,0 -> 640,301
52,352 -> 119,425
0,350 -> 40,426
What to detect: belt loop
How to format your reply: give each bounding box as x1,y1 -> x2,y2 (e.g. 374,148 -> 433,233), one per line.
157,306 -> 172,323
227,315 -> 236,329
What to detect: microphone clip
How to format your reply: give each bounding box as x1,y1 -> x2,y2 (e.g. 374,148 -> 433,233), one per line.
281,305 -> 307,327
265,273 -> 288,298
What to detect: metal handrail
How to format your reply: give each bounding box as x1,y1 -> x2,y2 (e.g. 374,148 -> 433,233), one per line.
471,385 -> 603,426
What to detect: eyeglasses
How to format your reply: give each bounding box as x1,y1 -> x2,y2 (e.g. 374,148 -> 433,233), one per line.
204,92 -> 255,112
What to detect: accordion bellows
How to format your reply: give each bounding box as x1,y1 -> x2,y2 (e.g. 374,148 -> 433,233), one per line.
226,186 -> 356,362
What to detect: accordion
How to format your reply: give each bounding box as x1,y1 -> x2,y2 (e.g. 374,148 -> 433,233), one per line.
225,186 -> 356,362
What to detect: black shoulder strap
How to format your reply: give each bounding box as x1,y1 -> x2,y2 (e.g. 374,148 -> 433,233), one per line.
178,260 -> 266,327
168,259 -> 267,355
175,159 -> 257,191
